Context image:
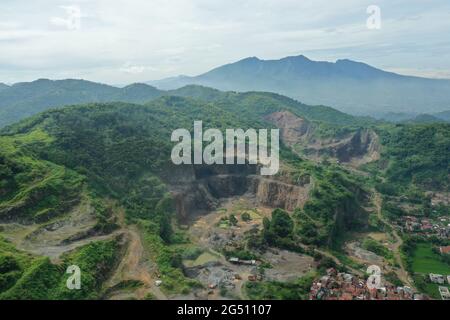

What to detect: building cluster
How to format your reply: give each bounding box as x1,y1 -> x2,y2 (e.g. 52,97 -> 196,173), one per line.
309,268 -> 422,300
429,273 -> 450,285
400,216 -> 450,238
428,273 -> 450,300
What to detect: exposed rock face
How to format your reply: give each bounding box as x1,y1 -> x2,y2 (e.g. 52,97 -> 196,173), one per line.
315,128 -> 381,163
265,111 -> 313,146
265,110 -> 380,165
248,176 -> 309,211
167,163 -> 311,221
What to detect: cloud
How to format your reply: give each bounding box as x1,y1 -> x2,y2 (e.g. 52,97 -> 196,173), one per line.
0,0 -> 449,84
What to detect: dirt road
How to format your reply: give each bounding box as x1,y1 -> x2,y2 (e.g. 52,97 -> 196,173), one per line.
104,208 -> 167,300
373,192 -> 415,288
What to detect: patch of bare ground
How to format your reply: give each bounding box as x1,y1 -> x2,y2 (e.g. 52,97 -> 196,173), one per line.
0,197 -> 117,263
262,248 -> 315,282
102,207 -> 167,300
182,196 -> 321,299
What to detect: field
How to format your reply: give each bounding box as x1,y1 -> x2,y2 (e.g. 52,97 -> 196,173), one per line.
410,243 -> 450,299
412,243 -> 450,274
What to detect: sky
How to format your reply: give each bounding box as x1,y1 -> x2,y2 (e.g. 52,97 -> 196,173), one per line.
1,0 -> 450,85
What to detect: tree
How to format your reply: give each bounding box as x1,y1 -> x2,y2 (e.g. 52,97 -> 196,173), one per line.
263,209 -> 294,244
270,209 -> 294,238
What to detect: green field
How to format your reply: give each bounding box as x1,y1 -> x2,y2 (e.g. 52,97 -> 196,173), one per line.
412,243 -> 450,274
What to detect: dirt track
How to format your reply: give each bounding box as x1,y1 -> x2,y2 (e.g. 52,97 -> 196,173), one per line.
373,192 -> 415,288
103,208 -> 167,300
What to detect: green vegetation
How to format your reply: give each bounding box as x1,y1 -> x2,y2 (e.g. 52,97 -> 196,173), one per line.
411,243 -> 450,275
0,130 -> 84,223
0,237 -> 121,300
402,239 -> 450,298
138,220 -> 201,294
245,273 -> 315,300
292,161 -> 369,247
376,123 -> 450,190
362,238 -> 393,261
263,209 -> 294,241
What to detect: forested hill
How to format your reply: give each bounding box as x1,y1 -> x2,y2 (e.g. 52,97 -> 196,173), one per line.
375,123 -> 450,190
0,79 -> 162,127
0,79 -> 373,128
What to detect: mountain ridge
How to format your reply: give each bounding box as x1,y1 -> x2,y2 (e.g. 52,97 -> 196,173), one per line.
0,79 -> 371,128
148,55 -> 450,116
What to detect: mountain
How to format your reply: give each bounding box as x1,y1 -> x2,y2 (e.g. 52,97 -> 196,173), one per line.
380,110 -> 450,123
148,55 -> 450,116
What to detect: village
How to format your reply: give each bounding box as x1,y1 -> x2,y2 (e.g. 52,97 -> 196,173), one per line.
308,268 -> 422,300
398,215 -> 450,239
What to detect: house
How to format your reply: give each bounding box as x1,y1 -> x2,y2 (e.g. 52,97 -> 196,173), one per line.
447,276 -> 450,285
429,273 -> 445,284
438,286 -> 450,300
439,246 -> 450,255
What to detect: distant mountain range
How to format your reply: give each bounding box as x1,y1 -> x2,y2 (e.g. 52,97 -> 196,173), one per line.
380,111 -> 450,123
148,55 -> 450,116
2,55 -> 450,127
0,79 -> 367,128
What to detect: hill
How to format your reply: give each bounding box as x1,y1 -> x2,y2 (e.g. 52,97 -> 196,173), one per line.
0,79 -> 164,127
